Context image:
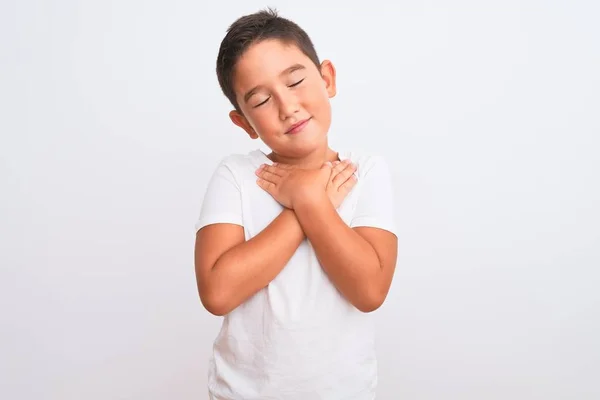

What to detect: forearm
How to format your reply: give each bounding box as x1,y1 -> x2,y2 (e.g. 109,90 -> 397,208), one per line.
293,193 -> 384,312
207,209 -> 304,315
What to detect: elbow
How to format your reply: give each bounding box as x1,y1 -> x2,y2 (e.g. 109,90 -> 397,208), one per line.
199,289 -> 233,317
355,297 -> 384,313
201,295 -> 230,317
354,287 -> 387,313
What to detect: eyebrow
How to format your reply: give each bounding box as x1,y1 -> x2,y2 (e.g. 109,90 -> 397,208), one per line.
243,63 -> 306,104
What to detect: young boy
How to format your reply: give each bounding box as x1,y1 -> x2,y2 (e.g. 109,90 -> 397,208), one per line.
194,8 -> 398,400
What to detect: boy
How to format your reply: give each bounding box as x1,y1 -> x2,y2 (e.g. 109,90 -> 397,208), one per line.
194,8 -> 398,400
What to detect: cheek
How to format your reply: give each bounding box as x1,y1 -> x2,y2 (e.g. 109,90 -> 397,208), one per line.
303,85 -> 329,110
306,88 -> 331,117
248,111 -> 279,137
247,108 -> 273,126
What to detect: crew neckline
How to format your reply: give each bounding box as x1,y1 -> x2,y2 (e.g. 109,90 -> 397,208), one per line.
252,149 -> 351,166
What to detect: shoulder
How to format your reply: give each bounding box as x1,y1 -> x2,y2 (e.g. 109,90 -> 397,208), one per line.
342,150 -> 398,235
211,150 -> 267,182
216,150 -> 263,170
339,150 -> 392,180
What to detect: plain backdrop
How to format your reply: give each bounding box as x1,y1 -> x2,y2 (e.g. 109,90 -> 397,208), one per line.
1,0 -> 599,399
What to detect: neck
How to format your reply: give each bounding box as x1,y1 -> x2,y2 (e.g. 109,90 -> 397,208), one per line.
268,145 -> 339,169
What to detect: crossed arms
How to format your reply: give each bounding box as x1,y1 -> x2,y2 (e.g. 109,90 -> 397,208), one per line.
194,159 -> 398,316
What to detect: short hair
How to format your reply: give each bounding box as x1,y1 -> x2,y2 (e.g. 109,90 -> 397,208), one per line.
216,8 -> 321,111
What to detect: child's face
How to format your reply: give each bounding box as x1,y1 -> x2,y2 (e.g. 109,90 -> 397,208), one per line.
229,39 -> 336,158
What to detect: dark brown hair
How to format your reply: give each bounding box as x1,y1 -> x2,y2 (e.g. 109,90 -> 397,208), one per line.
216,8 -> 321,112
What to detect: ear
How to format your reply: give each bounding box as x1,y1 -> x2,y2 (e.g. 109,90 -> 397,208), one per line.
320,60 -> 337,98
229,110 -> 259,139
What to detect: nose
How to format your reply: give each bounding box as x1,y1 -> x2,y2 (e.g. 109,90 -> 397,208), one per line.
277,91 -> 300,121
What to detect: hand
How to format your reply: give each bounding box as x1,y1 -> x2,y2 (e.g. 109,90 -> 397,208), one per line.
255,163 -> 330,209
327,160 -> 358,208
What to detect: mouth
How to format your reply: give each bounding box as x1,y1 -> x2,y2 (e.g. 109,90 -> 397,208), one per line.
285,118 -> 311,135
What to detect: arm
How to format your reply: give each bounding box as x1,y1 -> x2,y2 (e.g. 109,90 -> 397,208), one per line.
195,209 -> 304,316
293,193 -> 398,312
195,159 -> 357,316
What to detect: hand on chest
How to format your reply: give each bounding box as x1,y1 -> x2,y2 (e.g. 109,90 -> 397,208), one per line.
240,176 -> 360,239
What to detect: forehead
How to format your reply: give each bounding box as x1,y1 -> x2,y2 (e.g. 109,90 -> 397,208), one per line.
232,39 -> 315,90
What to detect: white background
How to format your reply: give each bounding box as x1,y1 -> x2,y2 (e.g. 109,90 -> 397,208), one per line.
1,0 -> 599,399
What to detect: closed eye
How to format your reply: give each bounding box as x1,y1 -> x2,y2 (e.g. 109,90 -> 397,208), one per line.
289,78 -> 305,87
254,96 -> 271,108
253,78 -> 304,108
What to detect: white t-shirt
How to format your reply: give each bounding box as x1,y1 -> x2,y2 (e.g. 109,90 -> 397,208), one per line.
196,149 -> 397,400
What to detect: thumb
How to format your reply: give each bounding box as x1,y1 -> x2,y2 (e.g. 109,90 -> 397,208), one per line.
277,163 -> 294,169
321,161 -> 333,184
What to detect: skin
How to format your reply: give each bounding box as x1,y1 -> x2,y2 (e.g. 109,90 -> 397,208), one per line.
195,39 -> 397,316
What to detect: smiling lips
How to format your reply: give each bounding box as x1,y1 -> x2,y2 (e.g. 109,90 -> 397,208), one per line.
285,118 -> 311,134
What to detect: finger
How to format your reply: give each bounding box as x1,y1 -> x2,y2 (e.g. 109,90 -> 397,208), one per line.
320,161 -> 333,171
256,177 -> 276,193
330,160 -> 347,179
338,174 -> 357,193
259,164 -> 285,176
331,162 -> 357,186
256,168 -> 282,184
273,162 -> 294,170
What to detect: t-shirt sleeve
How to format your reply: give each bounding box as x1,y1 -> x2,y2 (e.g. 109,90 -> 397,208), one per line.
350,156 -> 398,237
195,160 -> 243,232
